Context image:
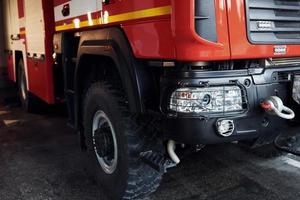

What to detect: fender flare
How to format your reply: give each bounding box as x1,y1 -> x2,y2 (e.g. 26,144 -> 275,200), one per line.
74,27 -> 144,129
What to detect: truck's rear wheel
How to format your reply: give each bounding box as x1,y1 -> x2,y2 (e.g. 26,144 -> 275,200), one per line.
83,82 -> 162,200
17,59 -> 37,112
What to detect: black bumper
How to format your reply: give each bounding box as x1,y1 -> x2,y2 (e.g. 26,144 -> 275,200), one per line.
161,66 -> 300,145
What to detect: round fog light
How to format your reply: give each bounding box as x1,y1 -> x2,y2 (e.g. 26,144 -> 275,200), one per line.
216,120 -> 235,137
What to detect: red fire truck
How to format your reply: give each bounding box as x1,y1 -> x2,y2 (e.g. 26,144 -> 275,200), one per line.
3,0 -> 300,199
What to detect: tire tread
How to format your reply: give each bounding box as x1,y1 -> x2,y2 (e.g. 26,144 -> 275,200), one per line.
83,82 -> 162,200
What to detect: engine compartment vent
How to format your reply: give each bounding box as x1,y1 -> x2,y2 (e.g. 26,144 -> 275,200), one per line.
194,0 -> 217,42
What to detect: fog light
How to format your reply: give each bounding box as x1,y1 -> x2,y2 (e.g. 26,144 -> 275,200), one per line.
216,120 -> 235,137
169,86 -> 244,114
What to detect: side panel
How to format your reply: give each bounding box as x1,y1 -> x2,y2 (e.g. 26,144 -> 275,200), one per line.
122,19 -> 175,59
53,0 -> 173,60
9,0 -> 19,36
2,0 -> 14,81
172,0 -> 231,61
2,0 -> 27,82
24,0 -> 55,104
2,0 -> 12,51
25,0 -> 45,55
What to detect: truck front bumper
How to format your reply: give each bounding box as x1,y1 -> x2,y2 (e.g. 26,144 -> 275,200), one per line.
161,66 -> 300,145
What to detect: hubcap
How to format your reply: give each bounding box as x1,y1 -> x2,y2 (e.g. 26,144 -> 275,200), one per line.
92,110 -> 118,174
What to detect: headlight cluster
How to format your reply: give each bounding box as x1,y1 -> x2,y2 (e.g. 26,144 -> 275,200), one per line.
169,86 -> 244,114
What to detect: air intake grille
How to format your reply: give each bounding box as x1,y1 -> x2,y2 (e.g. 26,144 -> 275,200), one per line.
246,0 -> 300,44
194,0 -> 217,42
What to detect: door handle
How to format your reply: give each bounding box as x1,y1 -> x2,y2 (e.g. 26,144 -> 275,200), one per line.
10,34 -> 20,41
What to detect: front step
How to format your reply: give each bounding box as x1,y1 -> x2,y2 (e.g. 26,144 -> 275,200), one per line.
140,151 -> 177,173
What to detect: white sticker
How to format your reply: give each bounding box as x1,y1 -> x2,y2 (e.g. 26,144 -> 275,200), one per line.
274,45 -> 287,55
54,0 -> 103,22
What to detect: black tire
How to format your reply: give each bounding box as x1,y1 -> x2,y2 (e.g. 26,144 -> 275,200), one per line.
17,59 -> 37,112
83,82 -> 162,200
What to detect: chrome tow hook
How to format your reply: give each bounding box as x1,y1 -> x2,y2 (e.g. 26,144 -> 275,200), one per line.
261,96 -> 295,120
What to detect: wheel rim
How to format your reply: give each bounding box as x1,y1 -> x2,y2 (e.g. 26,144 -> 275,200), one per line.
20,72 -> 27,101
92,110 -> 118,174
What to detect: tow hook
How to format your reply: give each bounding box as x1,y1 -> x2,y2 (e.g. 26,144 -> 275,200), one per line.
167,140 -> 180,164
261,96 -> 295,120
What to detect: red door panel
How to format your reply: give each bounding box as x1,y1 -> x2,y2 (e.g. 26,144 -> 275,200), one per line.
27,58 -> 54,104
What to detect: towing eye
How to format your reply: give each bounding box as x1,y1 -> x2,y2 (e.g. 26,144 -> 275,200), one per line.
261,96 -> 295,120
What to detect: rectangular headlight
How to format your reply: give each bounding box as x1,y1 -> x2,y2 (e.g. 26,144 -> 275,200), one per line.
169,86 -> 244,114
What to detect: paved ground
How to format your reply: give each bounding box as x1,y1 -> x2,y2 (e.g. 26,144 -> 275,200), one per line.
0,87 -> 300,200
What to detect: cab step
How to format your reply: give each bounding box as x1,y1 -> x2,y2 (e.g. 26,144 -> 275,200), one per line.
140,151 -> 177,173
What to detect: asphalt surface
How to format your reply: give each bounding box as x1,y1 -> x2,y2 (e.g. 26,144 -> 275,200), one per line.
0,87 -> 300,200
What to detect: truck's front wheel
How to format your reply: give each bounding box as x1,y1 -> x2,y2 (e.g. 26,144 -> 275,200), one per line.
83,82 -> 162,200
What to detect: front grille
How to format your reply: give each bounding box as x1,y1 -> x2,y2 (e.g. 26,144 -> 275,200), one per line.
246,0 -> 300,44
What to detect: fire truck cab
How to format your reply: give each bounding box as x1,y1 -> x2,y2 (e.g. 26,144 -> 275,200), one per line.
3,0 -> 300,199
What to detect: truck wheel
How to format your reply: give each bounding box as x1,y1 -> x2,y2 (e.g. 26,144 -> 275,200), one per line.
83,82 -> 162,200
17,59 -> 36,112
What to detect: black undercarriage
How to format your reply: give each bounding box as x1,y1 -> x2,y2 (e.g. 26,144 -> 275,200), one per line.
160,64 -> 300,145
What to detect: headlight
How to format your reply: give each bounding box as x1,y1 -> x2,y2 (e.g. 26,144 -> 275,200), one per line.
169,86 -> 244,114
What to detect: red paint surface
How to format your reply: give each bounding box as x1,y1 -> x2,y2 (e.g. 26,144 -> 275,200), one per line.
123,19 -> 175,59
6,54 -> 15,82
17,0 -> 24,18
53,0 -> 70,7
54,0 -> 230,61
171,0 -> 230,61
27,58 -> 49,101
123,0 -> 230,61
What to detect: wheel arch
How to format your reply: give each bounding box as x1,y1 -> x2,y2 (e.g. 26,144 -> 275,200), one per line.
74,27 -> 144,130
